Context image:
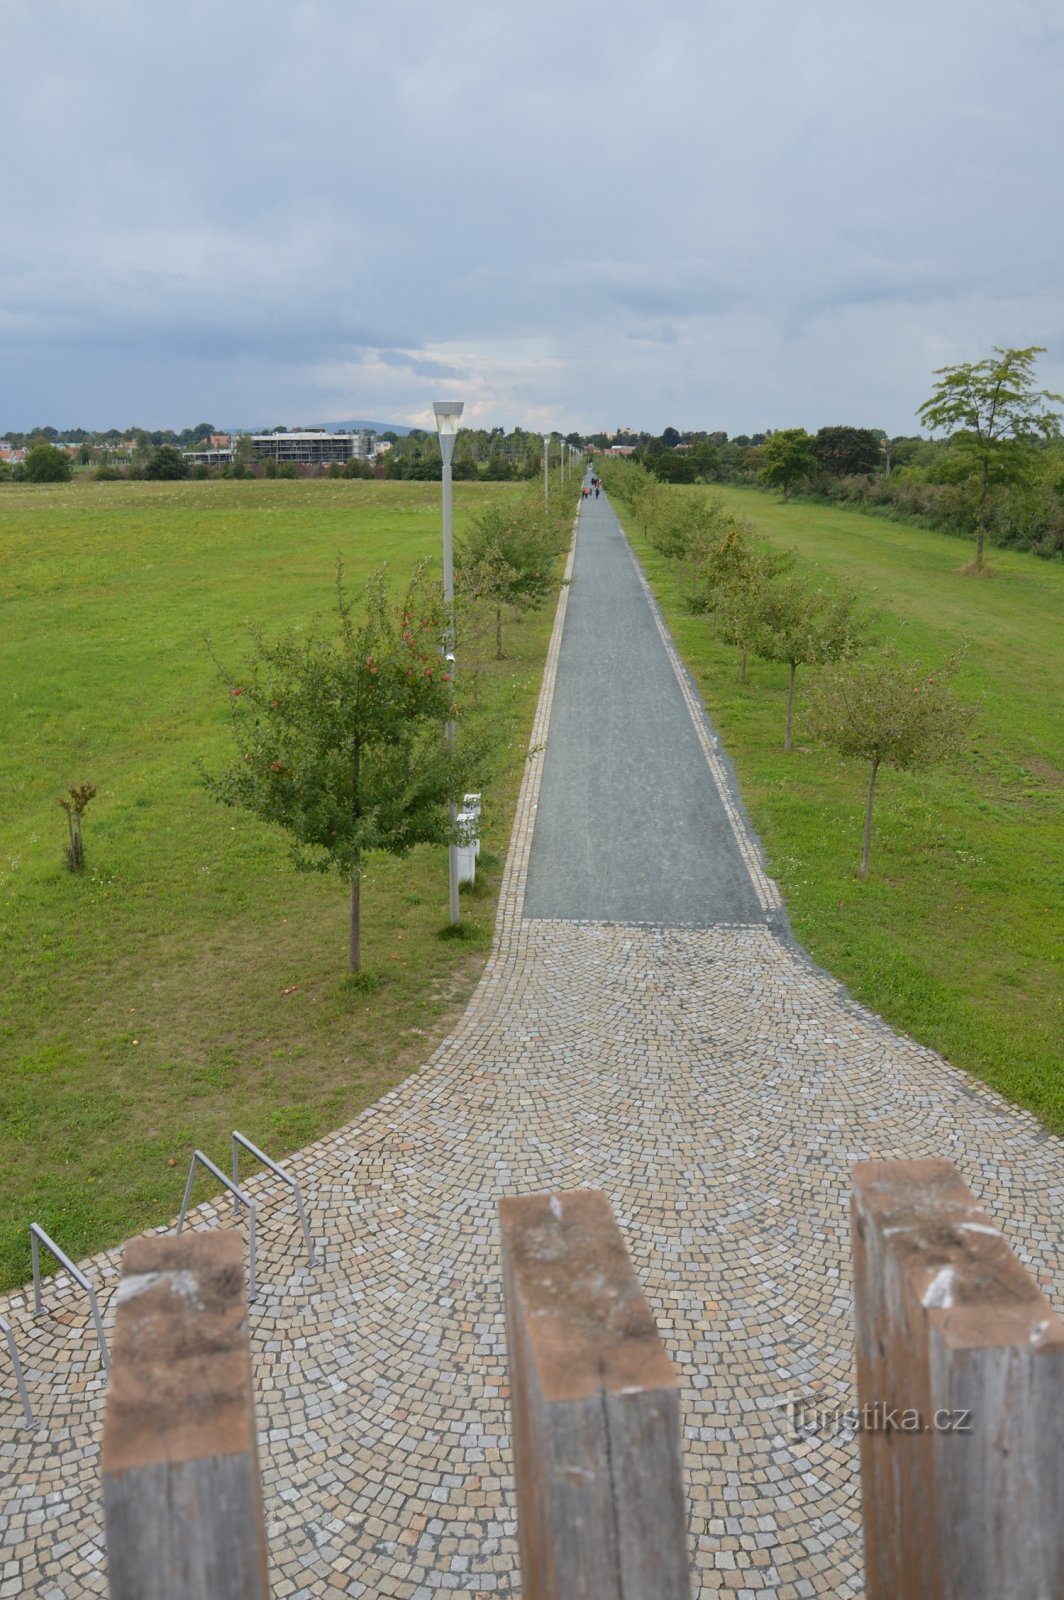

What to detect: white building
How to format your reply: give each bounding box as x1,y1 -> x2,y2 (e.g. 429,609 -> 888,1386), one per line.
249,431 -> 373,466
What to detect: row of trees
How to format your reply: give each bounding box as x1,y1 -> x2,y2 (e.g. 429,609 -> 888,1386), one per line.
203,483 -> 574,971
1,426 -> 575,487
621,349 -> 1064,561
600,458 -> 968,877
0,422 -> 221,451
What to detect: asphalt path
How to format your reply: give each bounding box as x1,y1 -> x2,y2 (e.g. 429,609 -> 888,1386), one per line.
523,485 -> 769,925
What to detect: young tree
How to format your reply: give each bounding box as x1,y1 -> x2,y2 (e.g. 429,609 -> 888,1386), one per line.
204,565 -> 484,972
743,573 -> 869,750
758,428 -> 819,500
58,783 -> 97,872
917,346 -> 1062,567
808,650 -> 968,877
455,498 -> 564,658
709,548 -> 788,682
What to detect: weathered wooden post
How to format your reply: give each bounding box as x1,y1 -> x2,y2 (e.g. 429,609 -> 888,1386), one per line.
102,1232 -> 269,1599
852,1158 -> 1064,1600
498,1189 -> 691,1599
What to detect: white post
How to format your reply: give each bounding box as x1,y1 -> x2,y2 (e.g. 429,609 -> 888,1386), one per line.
434,400 -> 464,926
542,433 -> 550,508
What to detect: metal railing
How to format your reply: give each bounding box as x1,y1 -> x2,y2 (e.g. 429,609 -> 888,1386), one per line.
1,1314 -> 35,1427
30,1223 -> 109,1373
231,1131 -> 316,1270
177,1152 -> 258,1298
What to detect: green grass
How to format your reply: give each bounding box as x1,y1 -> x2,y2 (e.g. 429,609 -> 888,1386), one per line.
629,485 -> 1063,1133
0,478 -> 560,1289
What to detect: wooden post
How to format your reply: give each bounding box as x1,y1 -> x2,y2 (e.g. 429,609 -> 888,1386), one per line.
852,1158 -> 1064,1600
498,1189 -> 691,1599
102,1232 -> 269,1599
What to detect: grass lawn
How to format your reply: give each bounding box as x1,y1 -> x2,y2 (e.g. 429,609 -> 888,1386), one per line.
626,485 -> 1063,1134
0,477 -> 561,1290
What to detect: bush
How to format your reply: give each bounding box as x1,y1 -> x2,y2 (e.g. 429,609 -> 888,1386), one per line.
23,442 -> 74,483
142,445 -> 189,481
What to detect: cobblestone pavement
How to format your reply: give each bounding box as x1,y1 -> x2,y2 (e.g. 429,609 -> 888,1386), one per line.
1,499 -> 1061,1597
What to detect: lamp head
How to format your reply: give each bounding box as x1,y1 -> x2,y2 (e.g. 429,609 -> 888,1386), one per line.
433,401 -> 464,438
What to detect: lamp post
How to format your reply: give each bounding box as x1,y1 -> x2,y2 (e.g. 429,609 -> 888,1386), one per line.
542,433 -> 550,508
433,399 -> 464,925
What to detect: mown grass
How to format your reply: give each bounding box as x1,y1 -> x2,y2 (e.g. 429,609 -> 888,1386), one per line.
0,478 -> 562,1289
626,485 -> 1063,1134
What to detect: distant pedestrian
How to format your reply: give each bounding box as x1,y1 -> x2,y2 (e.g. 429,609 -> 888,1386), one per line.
594,485 -> 600,498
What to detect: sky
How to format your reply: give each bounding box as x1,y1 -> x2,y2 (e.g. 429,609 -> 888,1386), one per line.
4,0 -> 1062,438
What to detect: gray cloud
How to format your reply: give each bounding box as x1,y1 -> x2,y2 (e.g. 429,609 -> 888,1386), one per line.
2,0 -> 1061,434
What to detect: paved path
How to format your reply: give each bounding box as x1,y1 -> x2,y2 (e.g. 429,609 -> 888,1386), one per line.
524,491 -> 772,926
2,494 -> 1062,1597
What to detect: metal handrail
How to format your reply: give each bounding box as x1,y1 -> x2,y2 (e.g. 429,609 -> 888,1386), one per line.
29,1223 -> 109,1373
231,1132 -> 316,1269
1,1314 -> 35,1427
177,1151 -> 258,1299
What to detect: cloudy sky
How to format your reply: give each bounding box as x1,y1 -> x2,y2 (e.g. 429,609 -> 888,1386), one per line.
4,0 -> 1062,437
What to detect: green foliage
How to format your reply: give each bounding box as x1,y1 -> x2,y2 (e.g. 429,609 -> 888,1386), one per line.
23,442 -> 74,483
204,564 -> 486,969
705,547 -> 789,677
58,782 -> 97,872
813,425 -> 883,477
917,346 -> 1063,564
723,569 -> 870,750
456,494 -> 568,658
759,428 -> 818,499
142,444 -> 189,481
808,650 -> 969,875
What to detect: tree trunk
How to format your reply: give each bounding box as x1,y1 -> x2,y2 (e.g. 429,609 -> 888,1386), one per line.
976,458 -> 989,566
495,606 -> 504,659
349,861 -> 361,973
784,660 -> 797,752
861,757 -> 879,879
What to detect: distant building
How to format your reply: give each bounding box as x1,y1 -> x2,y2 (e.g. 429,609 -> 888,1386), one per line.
183,446 -> 234,468
249,430 -> 372,466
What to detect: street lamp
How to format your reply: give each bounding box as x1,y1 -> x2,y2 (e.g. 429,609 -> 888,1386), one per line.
434,399 -> 464,925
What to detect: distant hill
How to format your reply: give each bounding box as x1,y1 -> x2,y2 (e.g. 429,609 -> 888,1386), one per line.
230,419 -> 414,436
